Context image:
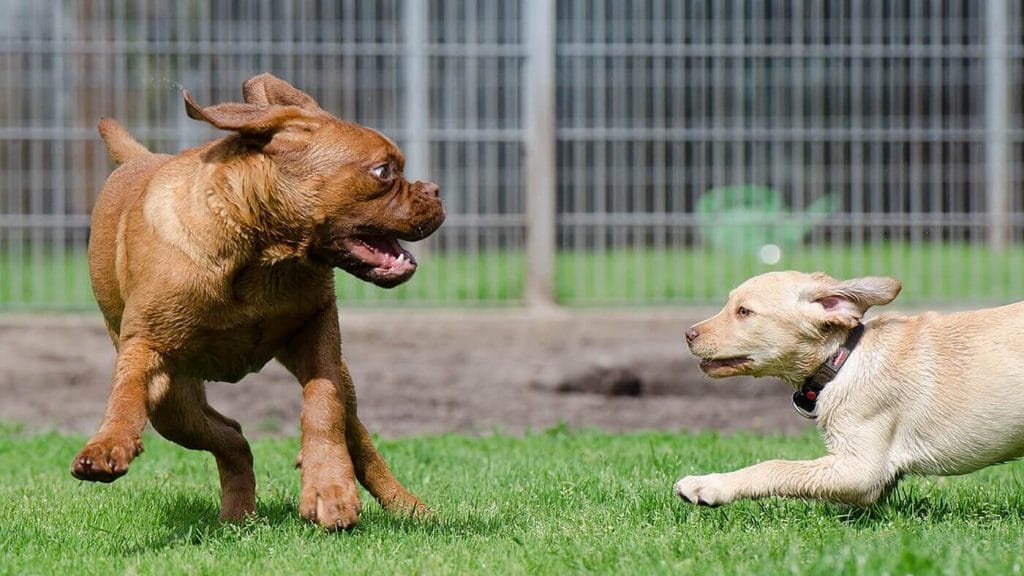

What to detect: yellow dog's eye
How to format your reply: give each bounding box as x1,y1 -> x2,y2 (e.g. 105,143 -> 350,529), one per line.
372,164 -> 392,181
737,306 -> 753,318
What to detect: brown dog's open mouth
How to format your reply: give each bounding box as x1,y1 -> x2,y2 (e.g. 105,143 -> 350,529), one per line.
334,234 -> 418,288
699,356 -> 753,376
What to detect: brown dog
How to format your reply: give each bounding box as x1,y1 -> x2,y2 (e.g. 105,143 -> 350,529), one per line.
71,73 -> 445,530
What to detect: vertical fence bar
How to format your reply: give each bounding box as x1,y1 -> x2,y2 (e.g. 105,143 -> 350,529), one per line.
52,5 -> 68,306
402,0 -> 434,301
986,0 -> 1010,251
524,0 -> 557,308
403,0 -> 431,183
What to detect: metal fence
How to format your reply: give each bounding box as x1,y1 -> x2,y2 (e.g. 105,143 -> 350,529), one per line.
2,1 -> 1023,311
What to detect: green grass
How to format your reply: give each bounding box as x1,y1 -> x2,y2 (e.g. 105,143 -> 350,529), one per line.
2,424 -> 1023,575
2,242 -> 1023,310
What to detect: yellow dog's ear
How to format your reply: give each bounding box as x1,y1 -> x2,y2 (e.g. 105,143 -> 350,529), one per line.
804,273 -> 902,329
241,73 -> 321,112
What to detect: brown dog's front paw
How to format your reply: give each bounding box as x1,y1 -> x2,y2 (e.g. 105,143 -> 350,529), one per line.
218,486 -> 258,523
71,436 -> 144,483
383,493 -> 432,519
300,481 -> 362,531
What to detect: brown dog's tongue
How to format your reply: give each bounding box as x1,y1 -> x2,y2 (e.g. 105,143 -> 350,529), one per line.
356,235 -> 402,257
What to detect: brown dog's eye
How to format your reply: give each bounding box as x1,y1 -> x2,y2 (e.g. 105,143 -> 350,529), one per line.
737,306 -> 753,318
371,164 -> 392,181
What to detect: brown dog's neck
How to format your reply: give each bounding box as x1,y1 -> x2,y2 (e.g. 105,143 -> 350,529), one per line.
200,138 -> 315,263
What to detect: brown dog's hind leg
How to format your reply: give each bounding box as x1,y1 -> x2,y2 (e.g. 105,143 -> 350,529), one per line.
333,360 -> 430,517
149,378 -> 256,522
347,414 -> 430,517
71,340 -> 162,483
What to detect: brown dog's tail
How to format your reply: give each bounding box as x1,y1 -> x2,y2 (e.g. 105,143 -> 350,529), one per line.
97,118 -> 151,164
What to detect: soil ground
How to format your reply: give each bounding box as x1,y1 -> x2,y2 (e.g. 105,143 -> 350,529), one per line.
0,310 -> 812,439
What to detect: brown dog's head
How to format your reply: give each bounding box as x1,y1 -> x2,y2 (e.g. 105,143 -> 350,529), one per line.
684,271 -> 901,384
184,73 -> 445,288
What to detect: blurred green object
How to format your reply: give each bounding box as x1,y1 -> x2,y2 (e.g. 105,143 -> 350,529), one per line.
696,186 -> 836,254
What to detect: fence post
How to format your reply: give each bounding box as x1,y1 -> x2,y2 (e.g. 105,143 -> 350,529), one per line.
524,0 -> 557,308
403,0 -> 430,182
986,0 -> 1010,251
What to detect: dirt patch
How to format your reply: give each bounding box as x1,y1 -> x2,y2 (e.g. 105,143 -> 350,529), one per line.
0,310 -> 812,438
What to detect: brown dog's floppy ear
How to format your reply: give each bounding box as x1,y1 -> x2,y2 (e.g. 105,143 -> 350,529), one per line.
805,273 -> 902,329
183,89 -> 311,135
241,73 -> 321,111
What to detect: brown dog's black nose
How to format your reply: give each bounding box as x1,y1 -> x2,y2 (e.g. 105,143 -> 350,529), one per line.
685,327 -> 699,344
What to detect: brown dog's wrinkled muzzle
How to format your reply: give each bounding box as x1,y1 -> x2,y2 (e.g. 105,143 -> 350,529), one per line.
320,180 -> 445,288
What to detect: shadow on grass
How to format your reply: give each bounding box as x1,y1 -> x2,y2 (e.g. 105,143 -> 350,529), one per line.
838,483 -> 1024,527
154,494 -> 237,546
146,491 -> 508,549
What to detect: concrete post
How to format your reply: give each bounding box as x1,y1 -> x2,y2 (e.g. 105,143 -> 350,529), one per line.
403,0 -> 431,182
986,0 -> 1010,250
524,0 -> 557,308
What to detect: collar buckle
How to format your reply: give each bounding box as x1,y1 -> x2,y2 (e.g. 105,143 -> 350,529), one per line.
791,390 -> 819,419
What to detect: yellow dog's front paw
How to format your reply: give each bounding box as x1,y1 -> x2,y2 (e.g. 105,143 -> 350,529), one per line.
674,474 -> 732,506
